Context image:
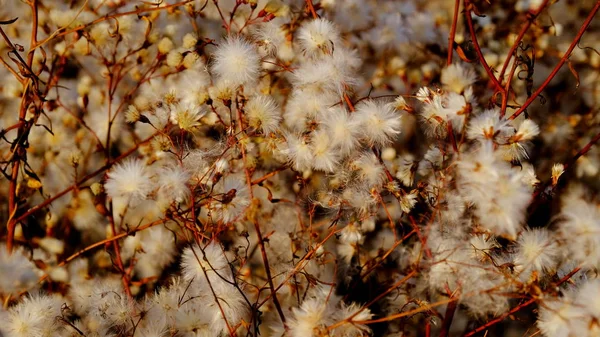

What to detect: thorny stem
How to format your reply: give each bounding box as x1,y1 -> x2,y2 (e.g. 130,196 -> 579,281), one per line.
509,1 -> 600,120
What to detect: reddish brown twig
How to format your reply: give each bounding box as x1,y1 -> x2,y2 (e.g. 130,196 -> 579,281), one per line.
107,208 -> 132,299
5,0 -> 39,253
327,271 -> 417,331
500,55 -> 519,118
12,132 -> 160,225
509,1 -> 600,120
439,286 -> 459,337
447,0 -> 461,65
37,219 -> 167,285
531,130 -> 600,202
305,0 -> 319,19
464,267 -> 581,336
464,298 -> 536,337
565,131 -> 600,171
236,103 -> 287,326
498,0 -> 552,82
32,0 -> 194,50
257,227 -> 341,307
464,0 -> 504,92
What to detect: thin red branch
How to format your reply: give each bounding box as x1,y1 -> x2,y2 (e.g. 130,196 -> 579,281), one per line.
439,287 -> 459,337
500,55 -> 519,118
329,271 -> 417,331
465,267 -> 581,336
498,0 -> 552,82
236,103 -> 287,326
305,0 -> 319,19
464,0 -> 504,92
32,0 -> 194,50
509,1 -> 600,120
531,130 -> 600,202
464,298 -> 536,337
12,132 -> 160,224
6,0 -> 39,253
447,0 -> 461,65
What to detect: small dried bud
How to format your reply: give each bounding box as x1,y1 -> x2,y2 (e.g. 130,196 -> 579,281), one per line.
400,190 -> 418,213
551,163 -> 565,186
393,96 -> 408,111
125,105 -> 141,123
182,33 -> 198,49
183,52 -> 200,68
166,50 -> 183,67
151,134 -> 172,152
157,37 -> 174,54
48,266 -> 69,283
27,178 -> 43,189
90,182 -> 103,196
38,237 -> 65,255
381,147 -> 397,161
69,151 -> 82,168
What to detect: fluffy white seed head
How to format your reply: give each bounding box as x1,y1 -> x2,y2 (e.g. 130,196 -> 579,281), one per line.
513,228 -> 560,281
156,164 -> 191,204
212,177 -> 250,223
351,152 -> 385,188
169,102 -> 206,131
552,163 -> 565,185
467,108 -> 511,143
245,95 -> 281,135
104,158 -> 154,203
181,241 -> 229,282
0,244 -> 38,295
5,293 -> 64,337
441,63 -> 477,93
558,193 -> 600,268
283,133 -> 314,171
340,222 -> 363,244
212,36 -> 261,87
297,18 -> 340,57
310,130 -> 340,172
514,119 -> 540,142
355,100 -> 402,147
457,143 -> 531,239
254,21 -> 286,55
321,106 -> 360,155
